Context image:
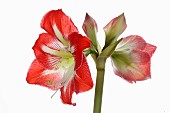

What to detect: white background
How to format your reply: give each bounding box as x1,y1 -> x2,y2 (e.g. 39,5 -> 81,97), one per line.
0,0 -> 169,113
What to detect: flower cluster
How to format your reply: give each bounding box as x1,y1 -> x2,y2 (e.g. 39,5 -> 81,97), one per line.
27,9 -> 156,107
83,12 -> 156,83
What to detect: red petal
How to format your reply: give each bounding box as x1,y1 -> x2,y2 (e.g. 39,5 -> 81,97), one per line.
116,35 -> 147,51
111,50 -> 151,83
130,50 -> 150,64
112,35 -> 156,83
26,59 -> 62,90
144,43 -> 157,57
68,32 -> 91,51
33,33 -> 62,69
112,58 -> 151,83
74,55 -> 93,94
41,9 -> 78,37
113,61 -> 151,83
59,55 -> 93,105
60,81 -> 76,106
68,32 -> 91,70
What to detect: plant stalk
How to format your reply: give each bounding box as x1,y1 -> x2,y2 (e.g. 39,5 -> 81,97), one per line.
93,57 -> 106,113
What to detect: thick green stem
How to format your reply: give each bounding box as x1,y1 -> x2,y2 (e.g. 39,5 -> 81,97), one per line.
93,57 -> 106,113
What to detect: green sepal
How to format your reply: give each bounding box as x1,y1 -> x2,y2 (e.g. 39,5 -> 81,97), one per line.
100,38 -> 122,58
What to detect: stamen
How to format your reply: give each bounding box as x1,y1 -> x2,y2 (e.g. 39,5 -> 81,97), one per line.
51,90 -> 59,98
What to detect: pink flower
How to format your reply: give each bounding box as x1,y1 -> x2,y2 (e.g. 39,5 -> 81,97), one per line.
26,9 -> 93,105
111,35 -> 156,83
103,13 -> 156,83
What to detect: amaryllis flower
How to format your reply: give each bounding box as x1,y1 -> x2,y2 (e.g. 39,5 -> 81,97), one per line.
26,9 -> 93,105
102,13 -> 156,83
111,35 -> 156,83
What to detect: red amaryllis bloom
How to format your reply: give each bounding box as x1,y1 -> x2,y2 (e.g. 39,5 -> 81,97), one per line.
26,9 -> 93,105
111,35 -> 156,83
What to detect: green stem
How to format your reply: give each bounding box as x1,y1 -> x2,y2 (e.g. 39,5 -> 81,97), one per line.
93,57 -> 106,113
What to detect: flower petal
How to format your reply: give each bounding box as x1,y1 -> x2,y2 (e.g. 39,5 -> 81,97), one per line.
144,43 -> 157,57
60,81 -> 76,106
59,56 -> 93,105
26,59 -> 62,90
104,13 -> 127,47
74,55 -> 93,94
68,32 -> 91,70
115,35 -> 147,52
111,50 -> 151,83
112,61 -> 151,83
33,33 -> 63,69
41,9 -> 78,37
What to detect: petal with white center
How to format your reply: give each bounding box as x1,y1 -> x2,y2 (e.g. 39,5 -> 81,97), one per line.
111,50 -> 151,83
56,58 -> 75,92
33,33 -> 65,69
115,35 -> 147,52
26,59 -> 63,90
59,55 -> 93,105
